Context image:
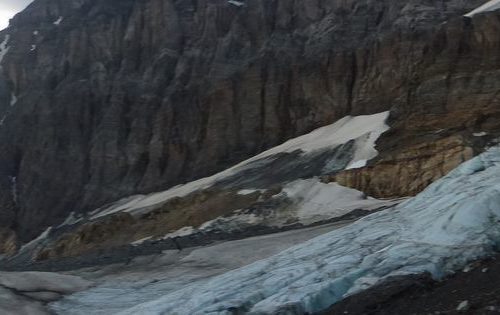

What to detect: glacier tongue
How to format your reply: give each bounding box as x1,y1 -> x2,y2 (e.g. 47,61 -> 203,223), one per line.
112,146 -> 500,314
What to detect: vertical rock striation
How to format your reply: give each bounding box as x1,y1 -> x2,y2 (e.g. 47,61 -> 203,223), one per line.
0,0 -> 499,244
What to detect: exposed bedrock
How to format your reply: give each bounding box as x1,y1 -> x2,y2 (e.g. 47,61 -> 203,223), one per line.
0,0 -> 500,246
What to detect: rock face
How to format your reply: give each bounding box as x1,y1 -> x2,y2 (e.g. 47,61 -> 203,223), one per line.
0,228 -> 17,256
1,0 -> 500,245
331,135 -> 476,198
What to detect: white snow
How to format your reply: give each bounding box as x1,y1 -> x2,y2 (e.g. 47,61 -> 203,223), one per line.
465,0 -> 500,17
237,189 -> 263,195
345,121 -> 389,169
247,111 -> 389,157
53,16 -> 63,25
101,146 -> 500,315
456,300 -> 470,311
19,227 -> 52,253
0,34 -> 10,64
90,112 -> 390,219
228,0 -> 245,7
33,30 -> 39,35
30,44 -> 37,51
473,131 -> 488,137
197,211 -> 261,232
10,93 -> 17,106
131,236 -> 153,246
280,179 -> 397,225
346,159 -> 367,169
57,212 -> 83,227
162,226 -> 195,239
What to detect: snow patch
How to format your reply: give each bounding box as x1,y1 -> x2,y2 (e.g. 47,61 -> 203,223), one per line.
346,159 -> 367,169
19,227 -> 52,254
163,226 -> 195,239
131,236 -> 153,246
237,189 -> 263,195
465,0 -> 500,17
0,271 -> 92,294
30,44 -> 37,51
58,212 -> 83,227
198,212 -> 261,232
90,112 -> 390,219
10,93 -> 17,106
473,131 -> 488,137
228,0 -> 245,7
53,16 -> 64,25
281,179 -> 393,225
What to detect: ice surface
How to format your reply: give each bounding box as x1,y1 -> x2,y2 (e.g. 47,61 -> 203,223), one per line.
0,272 -> 92,294
89,112 -> 389,220
0,287 -> 49,315
51,223 -> 349,315
105,147 -> 500,314
465,0 -> 500,17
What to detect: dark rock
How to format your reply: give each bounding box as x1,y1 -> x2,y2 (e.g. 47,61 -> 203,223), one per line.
0,0 -> 496,244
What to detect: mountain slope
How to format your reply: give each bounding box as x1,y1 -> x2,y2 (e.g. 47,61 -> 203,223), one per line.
2,111 -> 398,267
0,0 -> 496,246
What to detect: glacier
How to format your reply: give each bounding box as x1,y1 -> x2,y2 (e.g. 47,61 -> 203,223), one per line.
84,146 -> 500,314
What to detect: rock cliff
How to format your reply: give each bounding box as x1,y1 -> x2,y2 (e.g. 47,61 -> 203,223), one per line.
1,0 -> 499,247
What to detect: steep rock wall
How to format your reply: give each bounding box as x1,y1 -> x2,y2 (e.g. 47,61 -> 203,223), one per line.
0,0 -> 496,242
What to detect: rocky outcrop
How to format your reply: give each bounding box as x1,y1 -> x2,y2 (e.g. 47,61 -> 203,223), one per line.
330,135 -> 476,198
0,228 -> 17,256
34,188 -> 263,260
1,0 -> 500,245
